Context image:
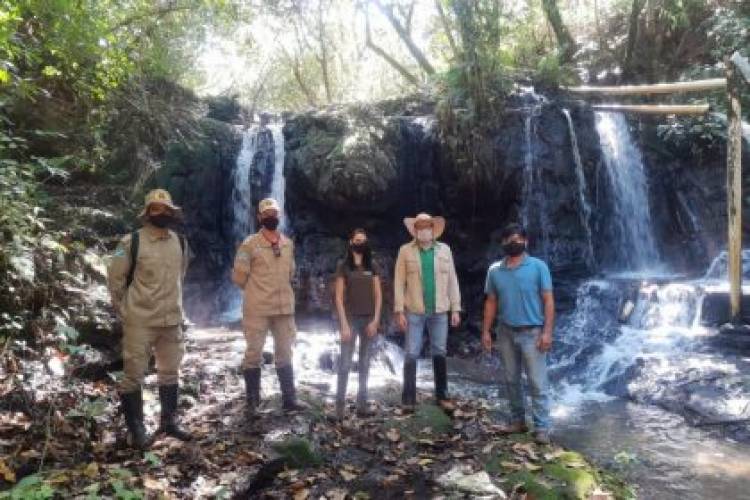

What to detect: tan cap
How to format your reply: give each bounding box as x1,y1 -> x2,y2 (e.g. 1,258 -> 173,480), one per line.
258,198 -> 280,214
138,189 -> 182,218
404,213 -> 446,239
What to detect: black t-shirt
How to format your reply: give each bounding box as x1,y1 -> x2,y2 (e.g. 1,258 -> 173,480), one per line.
335,259 -> 379,317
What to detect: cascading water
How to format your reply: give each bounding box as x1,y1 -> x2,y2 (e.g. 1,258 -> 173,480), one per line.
221,127 -> 259,322
231,127 -> 259,244
520,89 -> 549,259
221,120 -> 287,322
268,122 -> 287,231
595,112 -> 661,271
562,108 -> 595,269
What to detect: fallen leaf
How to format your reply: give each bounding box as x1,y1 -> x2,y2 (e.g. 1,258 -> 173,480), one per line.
482,443 -> 494,454
0,460 -> 15,483
418,458 -> 433,466
83,462 -> 99,479
325,488 -> 347,500
451,451 -> 467,459
500,461 -> 523,471
386,428 -> 400,442
382,474 -> 400,486
293,488 -> 309,500
590,488 -> 614,500
523,463 -> 542,472
512,442 -> 539,461
339,469 -> 358,481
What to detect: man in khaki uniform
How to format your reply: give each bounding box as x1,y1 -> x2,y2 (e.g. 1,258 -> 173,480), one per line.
232,198 -> 304,413
107,189 -> 192,449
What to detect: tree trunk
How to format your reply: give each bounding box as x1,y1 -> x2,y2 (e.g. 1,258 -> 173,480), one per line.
623,0 -> 645,80
316,0 -> 333,103
372,0 -> 435,75
540,0 -> 576,62
364,8 -> 420,86
434,0 -> 459,60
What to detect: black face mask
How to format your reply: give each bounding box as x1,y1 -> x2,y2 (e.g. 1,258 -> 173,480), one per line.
260,216 -> 280,231
350,242 -> 369,254
502,241 -> 526,257
149,214 -> 173,228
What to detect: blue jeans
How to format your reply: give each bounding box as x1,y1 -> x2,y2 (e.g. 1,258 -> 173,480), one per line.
405,313 -> 448,360
497,325 -> 550,430
336,316 -> 372,410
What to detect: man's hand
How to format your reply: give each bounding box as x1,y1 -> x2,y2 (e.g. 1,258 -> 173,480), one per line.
536,331 -> 553,352
366,319 -> 379,338
450,311 -> 461,328
340,323 -> 352,343
481,330 -> 493,353
395,312 -> 407,332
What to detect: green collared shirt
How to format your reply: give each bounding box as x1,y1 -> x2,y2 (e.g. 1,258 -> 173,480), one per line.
419,245 -> 436,314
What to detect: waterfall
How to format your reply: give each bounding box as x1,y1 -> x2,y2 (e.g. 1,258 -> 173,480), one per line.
562,108 -> 595,269
520,89 -> 549,259
231,127 -> 259,244
595,112 -> 660,271
269,122 -> 287,231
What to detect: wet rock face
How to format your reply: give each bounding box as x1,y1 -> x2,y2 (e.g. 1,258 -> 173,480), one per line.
640,121 -> 750,275
284,100 -> 603,321
154,118 -> 242,323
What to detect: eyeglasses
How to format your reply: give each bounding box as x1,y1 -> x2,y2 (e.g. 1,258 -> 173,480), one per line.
271,242 -> 281,258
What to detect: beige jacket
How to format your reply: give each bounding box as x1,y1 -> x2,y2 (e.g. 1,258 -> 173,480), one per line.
394,240 -> 461,314
231,231 -> 295,318
107,226 -> 189,327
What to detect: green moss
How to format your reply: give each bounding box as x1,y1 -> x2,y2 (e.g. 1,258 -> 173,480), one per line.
484,453 -> 512,475
505,471 -> 561,500
543,463 -> 596,499
411,404 -> 452,434
271,437 -> 322,469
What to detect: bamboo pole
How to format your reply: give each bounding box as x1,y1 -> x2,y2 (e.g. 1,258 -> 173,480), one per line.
726,63 -> 743,322
565,78 -> 726,95
592,103 -> 710,115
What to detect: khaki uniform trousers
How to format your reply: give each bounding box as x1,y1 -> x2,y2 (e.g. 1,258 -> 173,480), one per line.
243,314 -> 296,369
120,324 -> 185,393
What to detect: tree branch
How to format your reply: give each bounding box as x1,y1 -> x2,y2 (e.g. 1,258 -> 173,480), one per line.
371,0 -> 435,75
364,7 -> 420,86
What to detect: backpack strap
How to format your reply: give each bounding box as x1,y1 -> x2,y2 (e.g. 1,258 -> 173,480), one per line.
125,230 -> 140,288
125,231 -> 186,288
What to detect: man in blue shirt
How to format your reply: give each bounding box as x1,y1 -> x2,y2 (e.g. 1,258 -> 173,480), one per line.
481,223 -> 555,444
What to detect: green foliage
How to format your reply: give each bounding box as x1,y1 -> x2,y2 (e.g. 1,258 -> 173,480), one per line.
0,474 -> 55,500
271,437 -> 322,468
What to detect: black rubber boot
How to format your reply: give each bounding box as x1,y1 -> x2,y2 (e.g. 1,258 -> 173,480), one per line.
277,365 -> 306,412
158,385 -> 192,441
244,368 -> 262,414
402,358 -> 417,408
121,390 -> 149,450
433,355 -> 448,403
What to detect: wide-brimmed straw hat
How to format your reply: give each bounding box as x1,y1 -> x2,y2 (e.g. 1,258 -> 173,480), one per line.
138,189 -> 182,218
404,213 -> 446,239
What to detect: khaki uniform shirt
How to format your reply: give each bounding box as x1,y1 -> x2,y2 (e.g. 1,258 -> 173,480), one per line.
231,231 -> 295,318
394,240 -> 461,314
107,226 -> 189,327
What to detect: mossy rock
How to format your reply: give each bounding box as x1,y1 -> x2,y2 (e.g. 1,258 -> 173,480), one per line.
542,463 -> 596,499
384,404 -> 452,440
505,471 -> 561,500
484,453 -> 512,475
271,437 -> 322,469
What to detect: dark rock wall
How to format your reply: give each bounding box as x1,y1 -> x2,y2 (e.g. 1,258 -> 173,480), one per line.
284,99 -> 605,327
153,118 -> 242,323
157,94 -> 748,328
